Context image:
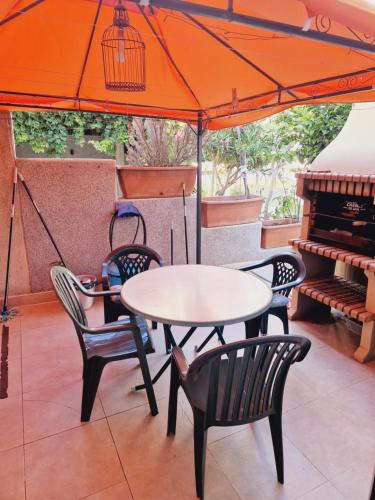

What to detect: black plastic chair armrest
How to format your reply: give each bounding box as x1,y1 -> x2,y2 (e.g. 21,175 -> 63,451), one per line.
172,347 -> 190,378
80,321 -> 137,335
74,278 -> 120,298
239,256 -> 274,272
84,288 -> 120,298
272,277 -> 304,294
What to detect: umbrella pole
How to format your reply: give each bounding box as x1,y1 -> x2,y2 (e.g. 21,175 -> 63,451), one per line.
196,112 -> 203,264
170,221 -> 174,265
182,183 -> 189,264
18,172 -> 66,267
1,167 -> 18,322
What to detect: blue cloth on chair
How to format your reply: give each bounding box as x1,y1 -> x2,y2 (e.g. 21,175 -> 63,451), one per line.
270,294 -> 289,308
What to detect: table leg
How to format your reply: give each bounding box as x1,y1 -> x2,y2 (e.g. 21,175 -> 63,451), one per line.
134,325 -> 197,391
194,326 -> 223,353
245,315 -> 262,339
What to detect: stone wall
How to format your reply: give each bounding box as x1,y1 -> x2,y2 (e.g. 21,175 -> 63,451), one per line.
17,158 -> 116,292
0,113 -> 30,297
114,198 -> 269,267
1,109 -> 274,295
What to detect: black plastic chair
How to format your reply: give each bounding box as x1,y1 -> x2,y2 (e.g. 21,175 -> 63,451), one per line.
241,253 -> 306,335
195,254 -> 306,353
102,244 -> 169,350
168,335 -> 311,499
51,266 -> 158,421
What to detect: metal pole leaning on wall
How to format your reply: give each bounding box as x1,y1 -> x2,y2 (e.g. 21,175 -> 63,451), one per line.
196,112 -> 203,264
17,172 -> 66,267
1,167 -> 18,322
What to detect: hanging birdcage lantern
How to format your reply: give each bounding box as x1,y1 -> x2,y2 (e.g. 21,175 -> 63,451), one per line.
101,0 -> 145,91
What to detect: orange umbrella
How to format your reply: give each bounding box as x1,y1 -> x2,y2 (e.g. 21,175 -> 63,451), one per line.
1,0 -> 374,261
1,0 -> 375,126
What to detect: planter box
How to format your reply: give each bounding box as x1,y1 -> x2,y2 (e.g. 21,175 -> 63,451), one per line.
117,165 -> 196,199
201,195 -> 264,228
261,218 -> 301,248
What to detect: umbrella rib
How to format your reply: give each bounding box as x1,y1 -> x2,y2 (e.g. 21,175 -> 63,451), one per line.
138,4 -> 205,115
206,65 -> 375,112
75,0 -> 103,101
184,13 -> 297,100
142,0 -> 375,55
211,83 -> 373,121
0,0 -> 45,27
0,88 -> 199,113
0,82 -> 371,122
0,101 -> 199,122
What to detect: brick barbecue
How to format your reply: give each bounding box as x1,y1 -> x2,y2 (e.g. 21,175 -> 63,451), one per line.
289,172 -> 375,363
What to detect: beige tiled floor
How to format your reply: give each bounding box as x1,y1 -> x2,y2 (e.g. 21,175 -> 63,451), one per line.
0,300 -> 374,500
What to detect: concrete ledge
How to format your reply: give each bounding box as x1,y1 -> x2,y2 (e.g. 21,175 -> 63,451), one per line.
202,222 -> 264,266
7,290 -> 57,307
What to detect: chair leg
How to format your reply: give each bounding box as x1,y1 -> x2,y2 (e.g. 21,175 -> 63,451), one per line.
133,327 -> 158,416
271,306 -> 290,335
152,321 -> 157,330
193,408 -> 208,500
280,307 -> 289,335
260,313 -> 269,334
81,359 -> 105,422
163,324 -> 171,354
167,357 -> 180,435
269,413 -> 284,484
104,298 -> 120,324
245,315 -> 261,339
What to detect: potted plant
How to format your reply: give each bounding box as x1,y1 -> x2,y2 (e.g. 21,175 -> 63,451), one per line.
201,126 -> 265,227
117,118 -> 197,199
261,188 -> 302,248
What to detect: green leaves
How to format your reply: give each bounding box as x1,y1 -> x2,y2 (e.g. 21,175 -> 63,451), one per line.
279,104 -> 351,164
12,104 -> 351,168
12,111 -> 130,157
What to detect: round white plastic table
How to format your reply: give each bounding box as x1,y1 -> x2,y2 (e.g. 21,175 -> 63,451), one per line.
120,264 -> 272,327
121,265 -> 272,389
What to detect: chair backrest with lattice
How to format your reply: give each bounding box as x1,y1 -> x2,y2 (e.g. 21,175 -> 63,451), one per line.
103,244 -> 164,285
271,254 -> 305,297
51,266 -> 88,353
186,335 -> 310,427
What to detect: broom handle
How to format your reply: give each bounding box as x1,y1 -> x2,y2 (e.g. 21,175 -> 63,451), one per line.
182,184 -> 189,264
2,168 -> 18,315
18,172 -> 66,267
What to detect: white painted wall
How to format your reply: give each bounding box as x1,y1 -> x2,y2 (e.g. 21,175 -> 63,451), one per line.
311,103 -> 375,174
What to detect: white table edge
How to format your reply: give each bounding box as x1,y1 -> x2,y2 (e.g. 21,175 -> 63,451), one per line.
121,279 -> 273,327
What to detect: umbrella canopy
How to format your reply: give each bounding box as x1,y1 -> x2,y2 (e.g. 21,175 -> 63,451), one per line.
0,0 -> 375,128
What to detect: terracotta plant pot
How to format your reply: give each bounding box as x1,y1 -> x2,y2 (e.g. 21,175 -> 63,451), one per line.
201,195 -> 264,228
117,165 -> 197,199
261,218 -> 301,248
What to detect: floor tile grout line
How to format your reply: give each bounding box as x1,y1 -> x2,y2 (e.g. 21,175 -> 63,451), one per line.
21,415 -> 107,446
77,480 -> 127,500
105,413 -> 135,500
19,319 -> 27,500
99,394 -> 169,420
294,480 -> 344,500
206,448 -> 242,499
21,396 -> 168,448
282,430 -> 332,483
